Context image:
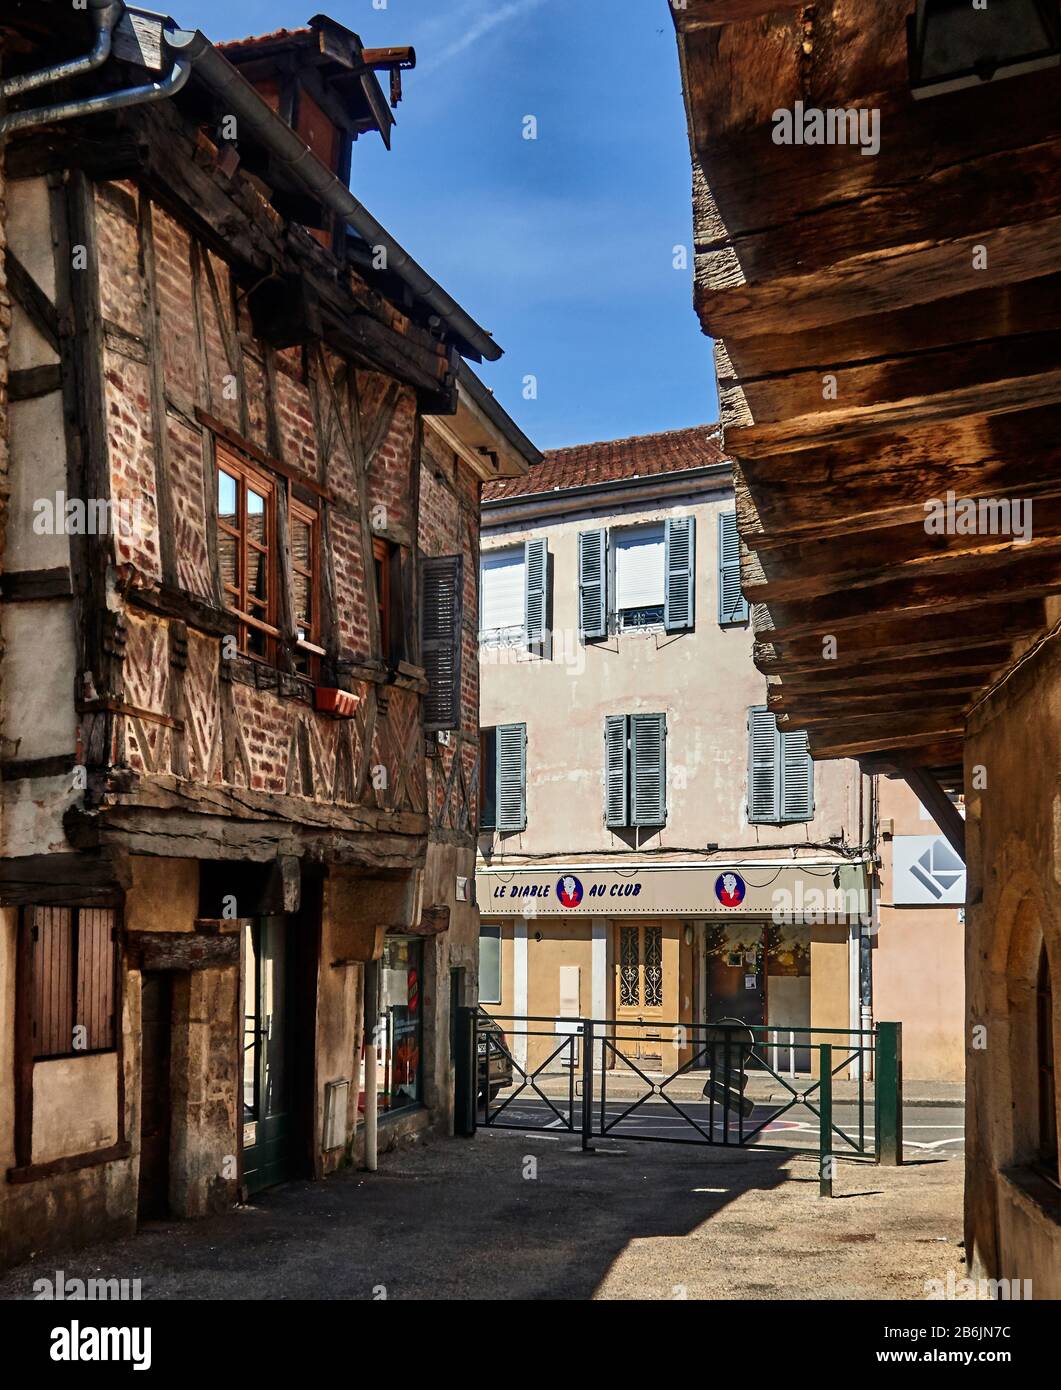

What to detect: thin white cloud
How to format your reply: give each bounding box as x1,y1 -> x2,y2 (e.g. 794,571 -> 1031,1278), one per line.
420,0 -> 550,75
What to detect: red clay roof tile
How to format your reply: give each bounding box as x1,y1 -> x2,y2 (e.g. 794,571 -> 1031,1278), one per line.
482,424 -> 726,502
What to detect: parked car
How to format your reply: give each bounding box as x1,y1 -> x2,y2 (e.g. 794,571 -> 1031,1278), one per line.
477,1011 -> 514,1102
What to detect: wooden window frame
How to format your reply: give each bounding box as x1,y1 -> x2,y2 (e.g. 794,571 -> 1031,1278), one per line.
373,536 -> 393,664
289,494 -> 322,678
217,446 -> 280,663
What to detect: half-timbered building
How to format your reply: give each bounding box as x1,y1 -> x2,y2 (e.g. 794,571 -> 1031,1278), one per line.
0,4 -> 534,1265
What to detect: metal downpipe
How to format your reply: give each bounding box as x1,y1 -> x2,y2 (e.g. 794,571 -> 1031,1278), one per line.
0,0 -> 123,100
0,55 -> 193,138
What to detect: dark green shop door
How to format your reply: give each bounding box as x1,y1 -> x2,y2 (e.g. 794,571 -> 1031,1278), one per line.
242,916 -> 294,1195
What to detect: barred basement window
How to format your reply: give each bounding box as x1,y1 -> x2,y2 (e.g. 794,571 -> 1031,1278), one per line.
30,906 -> 117,1059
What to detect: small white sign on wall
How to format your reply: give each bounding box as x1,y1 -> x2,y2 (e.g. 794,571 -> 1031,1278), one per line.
893,836 -> 966,905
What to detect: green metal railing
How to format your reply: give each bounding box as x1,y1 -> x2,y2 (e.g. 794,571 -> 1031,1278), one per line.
456,1011 -> 904,1194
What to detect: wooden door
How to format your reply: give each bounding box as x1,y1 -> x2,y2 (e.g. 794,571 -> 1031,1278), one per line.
138,971 -> 172,1220
614,922 -> 667,1070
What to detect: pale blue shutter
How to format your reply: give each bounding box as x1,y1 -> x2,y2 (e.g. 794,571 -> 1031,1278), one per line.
718,511 -> 748,626
524,538 -> 547,648
630,713 -> 667,827
421,555 -> 462,731
664,516 -> 695,632
780,728 -> 814,822
747,705 -> 780,823
604,715 -> 627,828
578,529 -> 607,640
496,722 -> 526,832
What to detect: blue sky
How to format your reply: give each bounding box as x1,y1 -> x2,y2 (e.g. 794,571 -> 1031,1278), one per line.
174,0 -> 717,450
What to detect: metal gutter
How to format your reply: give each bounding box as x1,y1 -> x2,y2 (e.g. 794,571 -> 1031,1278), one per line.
0,51 -> 192,137
164,26 -> 502,364
0,0 -> 121,99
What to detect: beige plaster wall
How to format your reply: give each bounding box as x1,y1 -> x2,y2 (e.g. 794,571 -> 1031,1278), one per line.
479,485 -> 863,862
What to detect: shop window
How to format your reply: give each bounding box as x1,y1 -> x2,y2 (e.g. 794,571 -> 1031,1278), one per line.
479,925 -> 502,1005
29,906 -> 117,1059
376,937 -> 423,1116
1038,943 -> 1058,1184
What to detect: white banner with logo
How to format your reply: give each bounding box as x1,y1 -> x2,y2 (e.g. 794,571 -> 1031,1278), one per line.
476,862 -> 870,920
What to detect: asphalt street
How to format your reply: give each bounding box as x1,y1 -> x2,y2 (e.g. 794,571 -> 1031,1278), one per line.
483,1093 -> 965,1159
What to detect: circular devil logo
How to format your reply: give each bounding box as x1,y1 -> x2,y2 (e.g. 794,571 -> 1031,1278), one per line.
556,874 -> 584,908
715,872 -> 746,908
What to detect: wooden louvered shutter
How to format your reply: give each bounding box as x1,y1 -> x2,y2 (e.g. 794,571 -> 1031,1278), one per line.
421,554 -> 463,731
496,722 -> 527,832
604,715 -> 628,828
748,705 -> 780,824
630,713 -> 667,827
524,538 -> 548,648
664,516 -> 695,632
578,529 -> 607,640
780,728 -> 814,822
718,510 -> 748,626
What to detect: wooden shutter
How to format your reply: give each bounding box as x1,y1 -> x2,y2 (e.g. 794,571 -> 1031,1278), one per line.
524,537 -> 548,648
780,728 -> 814,822
664,516 -> 695,631
32,907 -> 74,1059
421,555 -> 463,731
718,511 -> 748,626
496,722 -> 527,832
630,713 -> 667,827
578,529 -> 607,640
31,905 -> 116,1058
747,705 -> 780,823
604,715 -> 628,828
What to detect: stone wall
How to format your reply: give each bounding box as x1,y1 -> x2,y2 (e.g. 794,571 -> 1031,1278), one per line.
964,628 -> 1061,1297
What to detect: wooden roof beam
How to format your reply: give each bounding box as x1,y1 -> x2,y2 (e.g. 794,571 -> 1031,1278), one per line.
753,599 -> 1045,669
698,213 -> 1061,345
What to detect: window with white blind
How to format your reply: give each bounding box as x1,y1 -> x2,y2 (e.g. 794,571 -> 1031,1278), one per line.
480,547 -> 525,642
613,525 -> 665,629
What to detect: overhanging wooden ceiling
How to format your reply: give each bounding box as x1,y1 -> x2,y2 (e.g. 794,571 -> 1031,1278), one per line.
672,0 -> 1061,774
